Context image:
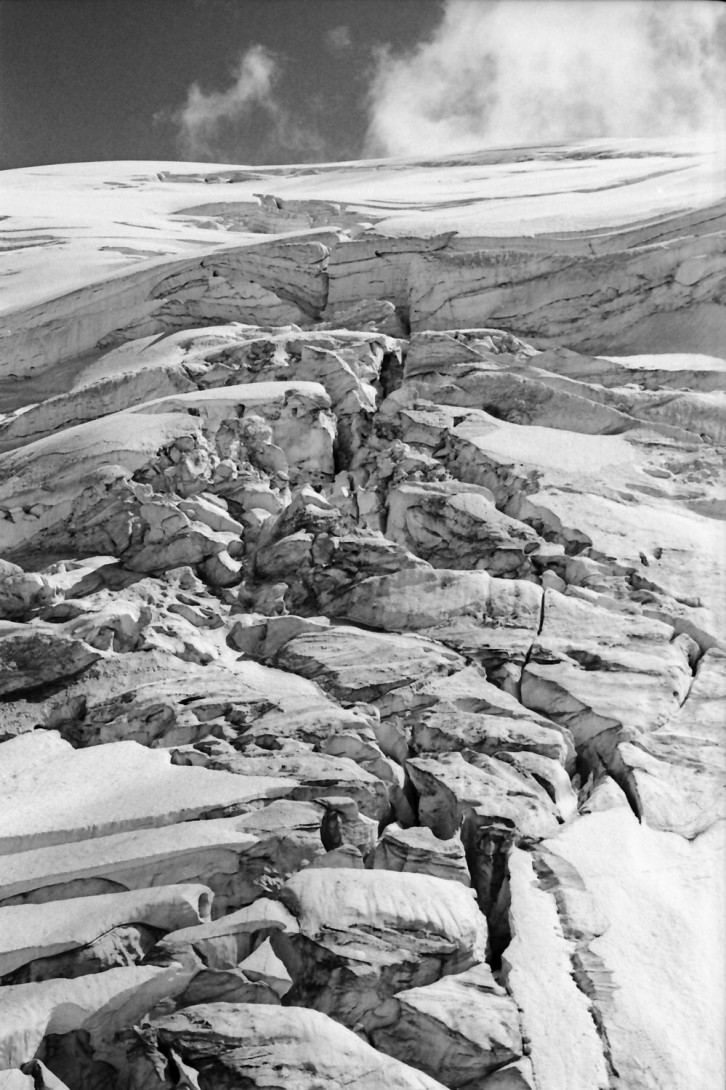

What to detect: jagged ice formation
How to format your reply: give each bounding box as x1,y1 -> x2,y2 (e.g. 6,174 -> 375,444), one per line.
0,136 -> 724,1090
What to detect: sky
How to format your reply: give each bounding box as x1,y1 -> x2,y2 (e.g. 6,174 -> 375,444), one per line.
0,0 -> 724,171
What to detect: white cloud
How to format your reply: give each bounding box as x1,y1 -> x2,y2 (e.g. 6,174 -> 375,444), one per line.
365,0 -> 726,156
177,44 -> 278,159
174,44 -> 326,162
327,24 -> 353,52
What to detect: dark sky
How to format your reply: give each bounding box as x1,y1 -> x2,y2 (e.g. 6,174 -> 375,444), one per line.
0,0 -> 443,170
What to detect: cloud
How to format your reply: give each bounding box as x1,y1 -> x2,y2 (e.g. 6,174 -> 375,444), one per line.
364,0 -> 726,156
326,24 -> 353,52
177,44 -> 277,158
174,44 -> 326,162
